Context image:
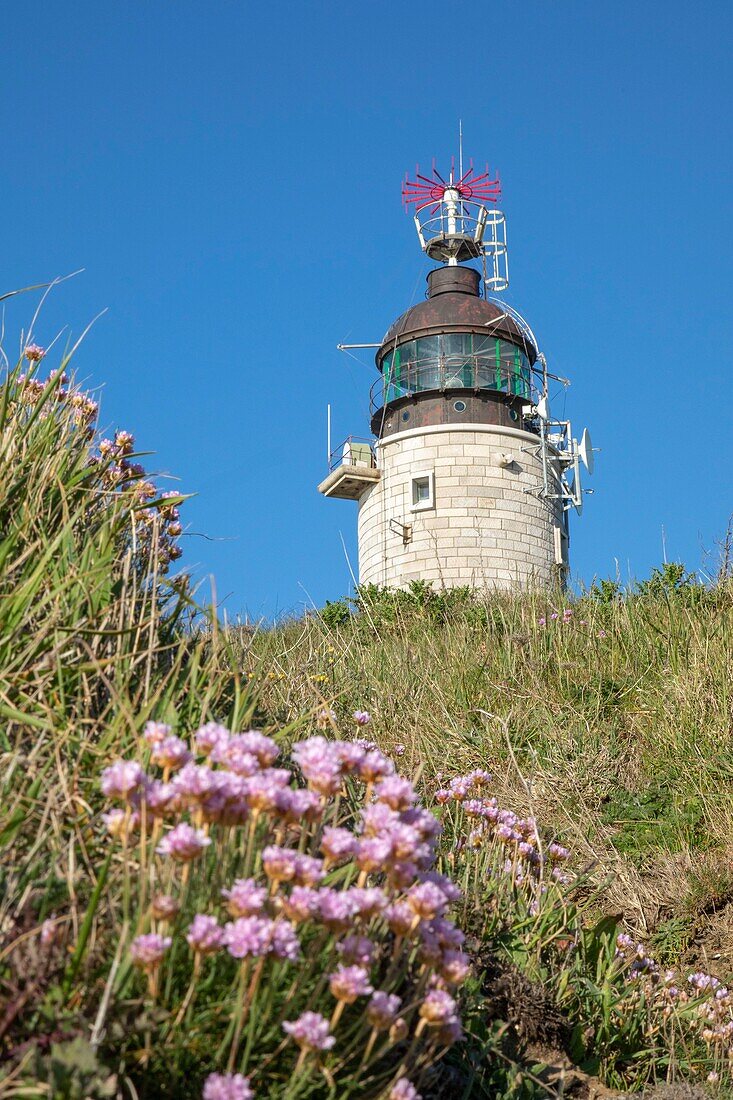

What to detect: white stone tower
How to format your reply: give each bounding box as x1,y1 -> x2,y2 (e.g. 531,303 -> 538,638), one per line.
318,153 -> 594,591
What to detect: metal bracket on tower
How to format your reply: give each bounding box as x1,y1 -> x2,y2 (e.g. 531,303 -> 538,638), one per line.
388,518 -> 413,545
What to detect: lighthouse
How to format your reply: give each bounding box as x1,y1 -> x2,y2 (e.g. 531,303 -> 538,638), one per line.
318,153 -> 594,591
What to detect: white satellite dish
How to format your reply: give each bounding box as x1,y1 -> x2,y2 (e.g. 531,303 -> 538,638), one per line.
578,428 -> 594,474
536,395 -> 550,421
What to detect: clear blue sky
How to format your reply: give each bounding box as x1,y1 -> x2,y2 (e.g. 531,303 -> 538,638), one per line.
3,2 -> 731,617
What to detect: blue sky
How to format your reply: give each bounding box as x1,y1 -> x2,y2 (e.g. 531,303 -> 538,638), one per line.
3,1 -> 731,617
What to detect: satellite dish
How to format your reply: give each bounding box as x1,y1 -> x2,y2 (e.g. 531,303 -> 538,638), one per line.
536,395 -> 550,421
578,428 -> 594,475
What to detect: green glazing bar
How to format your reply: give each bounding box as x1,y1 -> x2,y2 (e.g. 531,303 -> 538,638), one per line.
495,339 -> 502,390
513,347 -> 521,395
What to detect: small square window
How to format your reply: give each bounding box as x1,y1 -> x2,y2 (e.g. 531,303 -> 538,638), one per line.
410,471 -> 434,512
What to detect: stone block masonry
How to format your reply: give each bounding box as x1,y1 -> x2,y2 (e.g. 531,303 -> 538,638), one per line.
357,424 -> 565,591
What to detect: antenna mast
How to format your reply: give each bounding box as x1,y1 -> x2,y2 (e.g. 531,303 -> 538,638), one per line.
402,151 -> 509,289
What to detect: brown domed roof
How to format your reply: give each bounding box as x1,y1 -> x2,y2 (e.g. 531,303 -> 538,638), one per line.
377,265 -> 537,367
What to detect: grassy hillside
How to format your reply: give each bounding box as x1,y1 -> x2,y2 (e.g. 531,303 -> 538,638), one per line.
241,579 -> 733,973
2,329 -> 733,1099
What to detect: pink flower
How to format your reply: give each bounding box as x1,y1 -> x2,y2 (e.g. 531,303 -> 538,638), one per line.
353,710 -> 371,726
407,881 -> 449,920
385,900 -> 415,936
355,836 -> 393,874
358,749 -> 394,783
262,845 -> 299,883
144,779 -> 178,817
223,916 -> 273,959
374,776 -> 417,811
101,760 -> 146,801
131,933 -> 171,969
367,990 -> 401,1030
337,935 -> 375,966
150,736 -> 192,772
195,722 -> 230,756
242,771 -> 287,813
292,736 -> 342,795
152,894 -> 180,921
281,885 -> 320,923
282,1011 -> 335,1051
294,854 -> 325,887
347,886 -> 388,918
212,736 -> 259,777
202,1073 -> 254,1100
320,826 -> 357,863
394,743 -> 405,756
186,914 -> 224,955
102,808 -> 139,839
143,721 -> 171,745
270,921 -> 301,960
172,763 -> 216,804
361,801 -> 400,836
24,344 -> 46,362
222,878 -> 267,918
235,730 -> 279,766
316,888 -> 359,932
156,823 -> 211,862
329,964 -> 373,1003
419,988 -> 457,1025
389,1080 -> 421,1100
439,949 -> 471,985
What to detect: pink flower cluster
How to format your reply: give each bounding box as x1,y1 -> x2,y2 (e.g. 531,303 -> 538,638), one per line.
437,772 -> 571,887
614,935 -> 733,1053
101,718 -> 469,1090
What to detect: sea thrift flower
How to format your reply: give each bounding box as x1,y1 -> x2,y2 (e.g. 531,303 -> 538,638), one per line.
359,749 -> 394,783
439,949 -> 471,985
236,730 -> 279,766
374,775 -> 417,811
317,888 -> 359,931
348,886 -> 388,918
223,916 -> 273,959
262,845 -> 299,883
24,344 -> 46,362
419,988 -> 457,1025
144,779 -> 178,817
102,808 -> 139,839
131,933 -> 171,970
151,735 -> 192,771
282,1010 -> 335,1051
195,721 -> 230,755
407,881 -> 449,920
152,894 -> 180,921
385,900 -> 415,936
294,854 -> 325,887
269,921 -> 301,960
394,743 -> 405,756
355,836 -> 393,874
320,826 -> 358,863
222,878 -> 267,917
353,710 -> 371,726
281,885 -> 320,923
367,991 -> 401,1030
202,1073 -> 253,1100
186,914 -> 224,955
101,760 -> 146,801
143,721 -> 171,745
156,822 -> 211,861
389,1082 -> 421,1100
337,935 -> 375,966
292,737 -> 342,795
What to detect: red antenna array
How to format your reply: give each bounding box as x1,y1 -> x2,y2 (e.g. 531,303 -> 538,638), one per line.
402,162 -> 501,213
